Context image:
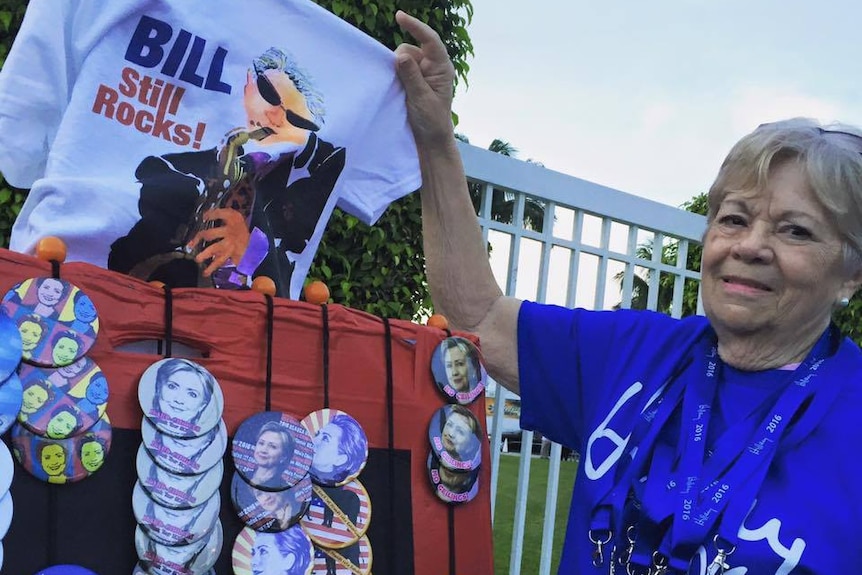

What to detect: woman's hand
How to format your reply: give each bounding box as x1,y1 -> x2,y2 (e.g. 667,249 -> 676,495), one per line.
394,11 -> 457,147
187,208 -> 250,277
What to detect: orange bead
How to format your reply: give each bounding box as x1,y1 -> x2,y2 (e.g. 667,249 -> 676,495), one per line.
35,236 -> 67,263
304,280 -> 330,305
252,276 -> 277,296
427,313 -> 449,330
148,280 -> 166,289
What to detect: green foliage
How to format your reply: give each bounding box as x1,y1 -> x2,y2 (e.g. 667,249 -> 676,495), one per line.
0,0 -> 475,320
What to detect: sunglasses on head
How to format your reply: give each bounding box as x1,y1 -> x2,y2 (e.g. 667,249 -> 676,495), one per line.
758,122 -> 862,149
255,70 -> 320,132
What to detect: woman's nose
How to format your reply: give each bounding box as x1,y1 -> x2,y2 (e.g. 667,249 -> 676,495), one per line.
730,225 -> 773,263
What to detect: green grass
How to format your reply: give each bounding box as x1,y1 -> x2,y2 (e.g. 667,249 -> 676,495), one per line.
492,454 -> 578,574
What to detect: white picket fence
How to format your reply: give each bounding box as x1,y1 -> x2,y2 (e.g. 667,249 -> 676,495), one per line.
458,141 -> 706,574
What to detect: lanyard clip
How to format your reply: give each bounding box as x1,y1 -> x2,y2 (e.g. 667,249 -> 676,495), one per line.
706,535 -> 736,575
589,529 -> 613,567
649,552 -> 669,575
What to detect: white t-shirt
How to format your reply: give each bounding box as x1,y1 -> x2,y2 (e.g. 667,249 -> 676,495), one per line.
0,0 -> 420,298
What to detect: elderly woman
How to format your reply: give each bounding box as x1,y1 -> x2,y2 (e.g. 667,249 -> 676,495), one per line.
394,12 -> 862,575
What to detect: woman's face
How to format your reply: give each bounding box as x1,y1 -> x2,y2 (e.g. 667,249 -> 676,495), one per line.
58,356 -> 88,378
22,384 -> 49,413
444,345 -> 470,391
46,410 -> 78,438
159,369 -> 207,420
442,412 -> 474,456
19,320 -> 43,351
312,422 -> 345,472
40,444 -> 66,476
86,377 -> 109,404
37,278 -> 64,307
52,336 -> 79,365
254,430 -> 286,469
252,538 -> 295,575
73,294 -> 97,322
255,488 -> 288,513
701,162 -> 857,348
81,440 -> 105,472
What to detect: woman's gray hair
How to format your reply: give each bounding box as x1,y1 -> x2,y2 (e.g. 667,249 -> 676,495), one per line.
707,117 -> 862,274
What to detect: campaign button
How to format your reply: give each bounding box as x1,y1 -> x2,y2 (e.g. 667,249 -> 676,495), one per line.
32,566 -> 99,575
138,358 -> 223,439
233,412 -> 313,491
0,371 -> 22,435
232,524 -> 314,575
427,451 -> 479,504
142,417 -> 226,476
133,481 -> 220,547
428,404 -> 483,472
136,443 -> 223,510
301,409 -> 367,487
2,278 -> 99,367
0,313 -> 21,381
135,521 -> 222,575
231,472 -> 311,532
0,490 -> 11,538
311,535 -> 372,575
431,336 -> 486,405
0,432 -> 14,496
301,479 -> 370,549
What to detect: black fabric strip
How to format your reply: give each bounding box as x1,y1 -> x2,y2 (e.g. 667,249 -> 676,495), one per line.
47,488 -> 57,565
448,504 -> 456,575
444,328 -> 452,338
162,285 -> 173,358
50,260 -> 60,279
265,295 -> 274,412
321,304 -> 330,409
382,318 -> 396,574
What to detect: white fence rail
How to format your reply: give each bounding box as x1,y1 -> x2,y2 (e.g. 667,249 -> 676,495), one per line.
458,141 -> 707,574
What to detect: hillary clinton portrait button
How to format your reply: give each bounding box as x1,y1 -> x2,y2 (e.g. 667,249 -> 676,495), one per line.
133,481 -> 221,547
142,417 -> 226,476
2,278 -> 99,367
428,404 -> 483,472
312,535 -> 373,575
138,358 -> 223,439
135,521 -> 222,575
233,412 -> 314,491
427,451 -> 479,504
232,525 -> 314,575
0,371 -> 22,436
0,312 -> 21,381
301,409 -> 368,487
301,479 -> 371,549
431,336 -> 486,405
231,472 -> 312,532
136,444 -> 223,510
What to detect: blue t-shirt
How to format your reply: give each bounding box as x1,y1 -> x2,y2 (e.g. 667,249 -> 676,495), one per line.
518,301 -> 862,574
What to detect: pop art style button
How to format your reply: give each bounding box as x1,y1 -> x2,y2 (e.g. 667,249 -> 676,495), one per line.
232,524 -> 314,575
301,409 -> 368,487
301,479 -> 370,549
233,412 -> 313,491
428,404 -> 483,472
138,358 -> 224,439
1,278 -> 99,367
33,566 -> 99,575
142,417 -> 227,476
0,441 -> 13,496
0,490 -> 11,539
431,336 -> 485,405
0,371 -> 22,435
0,313 -> 21,381
312,536 -> 373,575
136,444 -> 223,510
231,472 -> 311,532
133,481 -> 221,547
17,361 -> 108,439
427,451 -> 479,504
135,521 -> 222,575
10,415 -> 111,484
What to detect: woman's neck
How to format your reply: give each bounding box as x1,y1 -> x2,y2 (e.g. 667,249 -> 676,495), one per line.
715,324 -> 827,371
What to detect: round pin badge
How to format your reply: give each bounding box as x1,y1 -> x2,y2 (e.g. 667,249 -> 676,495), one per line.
10,414 -> 112,484
232,412 -> 314,491
427,451 -> 479,504
133,481 -> 221,547
33,566 -> 99,575
131,563 -> 215,575
138,358 -> 224,439
301,409 -> 368,487
135,521 -> 222,575
311,535 -> 373,575
231,472 -> 312,532
1,277 -> 99,367
431,336 -> 486,405
0,441 -> 13,496
0,371 -> 23,435
142,417 -> 227,476
0,313 -> 21,382
232,524 -> 314,575
301,479 -> 371,549
136,444 -> 223,510
17,361 -> 108,439
0,490 -> 12,539
428,404 -> 483,472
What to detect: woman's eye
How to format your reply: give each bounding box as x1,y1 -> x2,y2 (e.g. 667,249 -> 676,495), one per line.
782,225 -> 812,239
718,214 -> 746,227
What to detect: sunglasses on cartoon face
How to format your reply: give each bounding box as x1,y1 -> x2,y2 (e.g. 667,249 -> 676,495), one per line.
255,70 -> 320,132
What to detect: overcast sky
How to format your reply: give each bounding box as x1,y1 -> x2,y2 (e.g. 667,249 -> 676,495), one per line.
453,0 -> 862,209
